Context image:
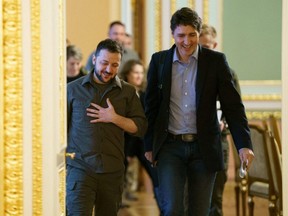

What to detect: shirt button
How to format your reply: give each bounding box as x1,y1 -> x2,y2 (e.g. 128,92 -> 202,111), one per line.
184,92 -> 187,95
185,104 -> 188,107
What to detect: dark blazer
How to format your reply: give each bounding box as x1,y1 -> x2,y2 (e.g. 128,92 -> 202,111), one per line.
144,44 -> 252,171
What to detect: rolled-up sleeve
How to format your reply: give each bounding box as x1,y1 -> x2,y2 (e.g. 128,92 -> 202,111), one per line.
126,90 -> 148,137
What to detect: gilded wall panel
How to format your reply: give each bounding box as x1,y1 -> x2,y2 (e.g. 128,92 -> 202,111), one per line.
58,0 -> 65,147
1,0 -> 23,215
203,0 -> 209,24
31,0 -> 43,215
58,0 -> 66,215
246,111 -> 281,120
154,0 -> 161,51
0,1 -> 4,214
187,0 -> 195,9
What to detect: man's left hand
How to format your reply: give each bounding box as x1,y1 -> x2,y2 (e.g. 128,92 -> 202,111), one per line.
239,148 -> 255,170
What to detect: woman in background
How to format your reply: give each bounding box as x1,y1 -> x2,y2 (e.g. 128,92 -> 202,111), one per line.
120,59 -> 163,215
66,45 -> 87,83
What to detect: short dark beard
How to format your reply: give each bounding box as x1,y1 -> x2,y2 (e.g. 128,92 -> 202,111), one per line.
94,70 -> 113,84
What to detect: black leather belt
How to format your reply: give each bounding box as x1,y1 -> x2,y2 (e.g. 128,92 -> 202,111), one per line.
168,132 -> 198,142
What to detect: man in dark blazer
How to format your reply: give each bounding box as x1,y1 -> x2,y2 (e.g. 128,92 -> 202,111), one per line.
144,7 -> 254,216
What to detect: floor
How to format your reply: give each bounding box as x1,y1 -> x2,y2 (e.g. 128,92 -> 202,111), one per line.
118,142 -> 270,216
118,179 -> 269,216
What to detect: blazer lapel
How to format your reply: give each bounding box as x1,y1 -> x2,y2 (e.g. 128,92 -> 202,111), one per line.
196,46 -> 208,109
161,46 -> 174,100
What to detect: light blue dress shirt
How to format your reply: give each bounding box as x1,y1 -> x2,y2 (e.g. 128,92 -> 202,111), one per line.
168,46 -> 198,134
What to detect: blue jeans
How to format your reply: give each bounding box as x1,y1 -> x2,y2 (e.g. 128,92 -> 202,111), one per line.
157,138 -> 216,216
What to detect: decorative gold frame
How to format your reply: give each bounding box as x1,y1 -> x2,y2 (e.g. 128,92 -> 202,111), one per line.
242,94 -> 281,101
154,0 -> 162,51
59,0 -> 65,147
170,0 -> 176,15
240,80 -> 282,101
170,0 -> 176,46
31,0 -> 43,215
187,0 -> 195,9
203,0 -> 209,24
0,1 -> 4,214
246,111 -> 281,120
1,0 -> 24,215
240,80 -> 281,85
58,0 -> 66,215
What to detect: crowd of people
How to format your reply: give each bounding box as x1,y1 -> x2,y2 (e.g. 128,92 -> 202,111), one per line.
66,7 -> 254,216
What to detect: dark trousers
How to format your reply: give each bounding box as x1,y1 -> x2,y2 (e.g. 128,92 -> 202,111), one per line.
209,136 -> 229,216
66,165 -> 124,216
157,138 -> 216,216
124,136 -> 163,212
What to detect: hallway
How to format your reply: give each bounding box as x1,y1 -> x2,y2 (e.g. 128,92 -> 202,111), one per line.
118,178 -> 269,216
118,143 -> 270,216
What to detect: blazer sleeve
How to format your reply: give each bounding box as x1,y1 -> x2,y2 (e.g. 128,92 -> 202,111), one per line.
144,52 -> 162,152
217,53 -> 252,151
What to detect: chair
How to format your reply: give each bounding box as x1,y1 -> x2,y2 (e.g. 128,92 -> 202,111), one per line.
266,114 -> 282,154
246,122 -> 282,216
265,129 -> 282,215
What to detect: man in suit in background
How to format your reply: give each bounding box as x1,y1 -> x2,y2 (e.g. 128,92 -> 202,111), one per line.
199,24 -> 241,216
85,21 -> 139,73
144,7 -> 254,216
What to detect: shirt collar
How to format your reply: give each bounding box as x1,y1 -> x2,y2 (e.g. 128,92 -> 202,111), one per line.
173,45 -> 199,63
81,70 -> 122,89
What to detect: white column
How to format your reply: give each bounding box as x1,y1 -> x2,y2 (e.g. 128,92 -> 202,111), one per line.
121,0 -> 132,34
22,0 -> 33,215
161,0 -> 171,50
194,0 -> 203,18
41,0 -> 66,215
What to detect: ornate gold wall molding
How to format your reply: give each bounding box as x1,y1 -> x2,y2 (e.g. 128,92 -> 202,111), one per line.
31,0 -> 43,215
1,0 -> 24,215
58,0 -> 66,215
170,0 -> 176,15
58,0 -> 65,147
187,0 -> 195,10
240,80 -> 282,101
0,1 -> 4,215
242,94 -> 281,101
170,0 -> 176,46
240,80 -> 281,86
246,111 -> 281,120
203,0 -> 209,24
58,167 -> 65,215
154,0 -> 161,51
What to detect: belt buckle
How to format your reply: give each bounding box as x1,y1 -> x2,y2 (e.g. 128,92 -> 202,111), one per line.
181,134 -> 194,142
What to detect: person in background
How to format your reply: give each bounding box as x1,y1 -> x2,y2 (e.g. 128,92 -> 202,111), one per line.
66,45 -> 87,83
199,24 -> 241,216
119,59 -> 163,214
144,7 -> 254,216
124,33 -> 134,49
66,39 -> 147,216
85,21 -> 139,73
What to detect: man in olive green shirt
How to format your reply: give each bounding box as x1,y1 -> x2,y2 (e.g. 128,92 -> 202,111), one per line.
66,39 -> 147,216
